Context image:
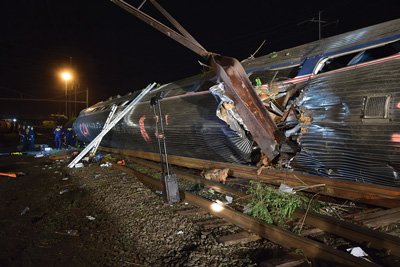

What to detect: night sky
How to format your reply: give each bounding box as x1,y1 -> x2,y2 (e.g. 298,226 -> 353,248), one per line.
0,0 -> 398,118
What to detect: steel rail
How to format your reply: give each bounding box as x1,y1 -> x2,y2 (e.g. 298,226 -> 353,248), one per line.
122,155 -> 400,257
111,162 -> 378,266
100,147 -> 400,208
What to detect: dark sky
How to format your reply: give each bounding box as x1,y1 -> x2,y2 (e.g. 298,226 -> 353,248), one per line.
0,0 -> 398,118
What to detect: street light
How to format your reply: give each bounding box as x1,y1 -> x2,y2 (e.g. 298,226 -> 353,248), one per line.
62,72 -> 71,117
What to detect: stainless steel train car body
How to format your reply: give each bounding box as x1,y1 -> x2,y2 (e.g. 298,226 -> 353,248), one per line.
74,18 -> 400,187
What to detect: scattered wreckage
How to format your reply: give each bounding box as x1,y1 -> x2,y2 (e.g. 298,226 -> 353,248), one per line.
74,16 -> 400,188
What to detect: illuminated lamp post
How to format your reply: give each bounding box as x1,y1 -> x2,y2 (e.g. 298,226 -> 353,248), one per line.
62,72 -> 71,118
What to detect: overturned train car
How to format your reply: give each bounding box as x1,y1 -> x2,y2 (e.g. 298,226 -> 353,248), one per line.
74,18 -> 400,187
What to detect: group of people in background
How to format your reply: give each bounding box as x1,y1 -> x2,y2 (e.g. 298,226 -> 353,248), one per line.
53,125 -> 76,150
18,125 -> 35,151
17,124 -> 77,151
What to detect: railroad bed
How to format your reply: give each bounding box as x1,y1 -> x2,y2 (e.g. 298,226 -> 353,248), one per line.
101,148 -> 400,266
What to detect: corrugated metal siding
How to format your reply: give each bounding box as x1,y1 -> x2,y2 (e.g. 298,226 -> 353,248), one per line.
74,92 -> 253,163
292,59 -> 400,186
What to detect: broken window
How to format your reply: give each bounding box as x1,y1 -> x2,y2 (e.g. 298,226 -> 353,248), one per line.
315,39 -> 400,74
248,64 -> 302,87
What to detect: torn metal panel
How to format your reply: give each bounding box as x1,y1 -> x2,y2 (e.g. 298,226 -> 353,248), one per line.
210,55 -> 284,161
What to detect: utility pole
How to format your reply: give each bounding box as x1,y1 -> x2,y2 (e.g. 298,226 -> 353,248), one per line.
298,11 -> 338,40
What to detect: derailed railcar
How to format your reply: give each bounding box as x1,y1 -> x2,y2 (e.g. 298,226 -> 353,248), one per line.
74,75 -> 255,164
74,18 -> 400,187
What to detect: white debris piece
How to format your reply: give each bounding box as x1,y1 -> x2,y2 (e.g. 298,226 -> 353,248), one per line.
75,163 -> 84,168
225,195 -> 233,204
346,247 -> 369,257
279,183 -> 295,194
86,215 -> 96,221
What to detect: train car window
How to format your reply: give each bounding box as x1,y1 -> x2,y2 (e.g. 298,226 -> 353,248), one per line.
362,95 -> 390,119
316,40 -> 400,74
248,65 -> 302,87
361,95 -> 391,124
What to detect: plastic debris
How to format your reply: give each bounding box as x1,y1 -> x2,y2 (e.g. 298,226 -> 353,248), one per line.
346,247 -> 369,257
225,195 -> 233,204
117,159 -> 126,165
121,172 -> 127,175
34,153 -> 44,158
66,229 -> 79,236
0,172 -> 25,178
21,207 -> 30,215
279,183 -> 295,194
62,178 -> 69,181
100,162 -> 112,167
75,163 -> 84,168
0,172 -> 17,178
82,156 -> 90,162
86,215 -> 96,221
92,153 -> 102,162
176,231 -> 184,235
59,189 -> 68,194
155,190 -> 163,195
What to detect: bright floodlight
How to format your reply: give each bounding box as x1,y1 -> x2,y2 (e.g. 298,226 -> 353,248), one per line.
62,72 -> 71,80
210,201 -> 224,212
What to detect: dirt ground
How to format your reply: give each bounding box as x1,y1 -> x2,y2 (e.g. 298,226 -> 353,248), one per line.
0,133 -> 279,266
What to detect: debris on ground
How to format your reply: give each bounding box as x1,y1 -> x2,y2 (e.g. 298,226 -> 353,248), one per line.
201,168 -> 229,184
100,162 -> 112,167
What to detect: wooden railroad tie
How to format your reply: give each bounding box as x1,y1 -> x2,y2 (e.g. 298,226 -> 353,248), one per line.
216,232 -> 261,246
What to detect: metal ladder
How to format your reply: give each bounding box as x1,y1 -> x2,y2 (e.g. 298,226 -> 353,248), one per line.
89,104 -> 118,156
68,83 -> 156,168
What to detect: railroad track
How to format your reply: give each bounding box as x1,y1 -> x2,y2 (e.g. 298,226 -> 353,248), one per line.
101,148 -> 400,209
103,149 -> 400,266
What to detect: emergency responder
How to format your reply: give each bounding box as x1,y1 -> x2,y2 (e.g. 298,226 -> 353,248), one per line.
65,125 -> 73,148
54,125 -> 63,149
19,125 -> 26,150
25,125 -> 30,150
27,126 -> 35,151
